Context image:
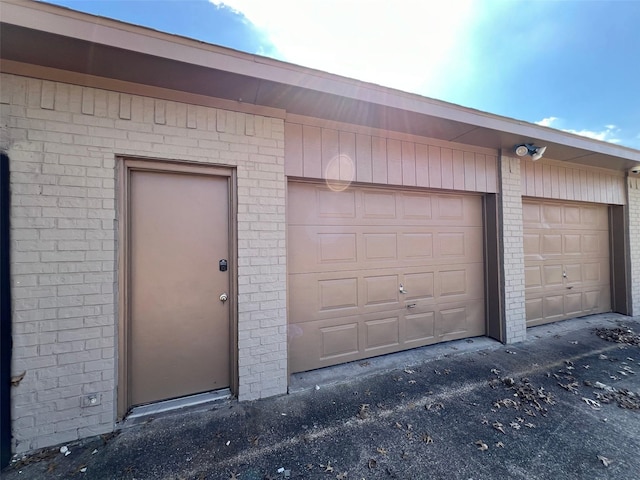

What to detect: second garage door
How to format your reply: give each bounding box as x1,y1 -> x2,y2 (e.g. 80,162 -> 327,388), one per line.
523,199 -> 611,327
288,182 -> 485,373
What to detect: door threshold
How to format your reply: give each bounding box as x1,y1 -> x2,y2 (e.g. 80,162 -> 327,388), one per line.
125,389 -> 232,422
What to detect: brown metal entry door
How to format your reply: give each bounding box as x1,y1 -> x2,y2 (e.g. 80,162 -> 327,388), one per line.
523,199 -> 610,327
129,169 -> 230,407
288,182 -> 485,373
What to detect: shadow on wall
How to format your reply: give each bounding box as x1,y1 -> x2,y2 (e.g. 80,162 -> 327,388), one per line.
1,152 -> 12,468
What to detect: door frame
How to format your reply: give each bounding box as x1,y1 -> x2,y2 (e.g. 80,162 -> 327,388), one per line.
116,158 -> 237,419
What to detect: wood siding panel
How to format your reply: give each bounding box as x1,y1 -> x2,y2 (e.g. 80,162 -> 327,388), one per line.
339,131 -> 356,182
463,152 -> 475,191
519,158 -> 625,205
302,125 -> 322,179
372,136 -> 388,184
428,146 -> 442,189
285,122 -> 303,177
285,120 -> 499,193
415,143 -> 429,187
485,155 -> 497,193
441,148 -> 453,190
475,154 -> 487,192
356,133 -> 373,183
452,150 -> 465,191
401,141 -> 416,186
322,128 -> 340,180
387,138 -> 403,185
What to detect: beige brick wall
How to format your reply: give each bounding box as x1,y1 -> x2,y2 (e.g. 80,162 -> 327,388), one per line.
1,73 -> 287,453
627,176 -> 640,315
498,154 -> 527,343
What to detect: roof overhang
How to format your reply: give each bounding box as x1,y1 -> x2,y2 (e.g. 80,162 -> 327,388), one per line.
2,0 -> 639,171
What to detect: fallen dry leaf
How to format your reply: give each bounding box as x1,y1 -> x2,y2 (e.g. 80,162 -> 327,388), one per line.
320,462 -> 334,473
229,471 -> 240,480
598,455 -> 612,467
492,422 -> 506,434
357,404 -> 370,420
422,434 -> 433,444
367,459 -> 377,469
404,369 -> 415,374
376,447 -> 388,456
582,397 -> 601,410
475,440 -> 488,451
336,472 -> 347,480
496,442 -> 505,448
509,422 -> 521,430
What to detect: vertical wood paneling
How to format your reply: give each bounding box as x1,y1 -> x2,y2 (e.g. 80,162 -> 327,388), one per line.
524,160 -> 535,196
303,125 -> 322,179
401,141 -> 416,186
285,123 -> 303,176
387,138 -> 403,185
580,170 -> 588,201
534,163 -> 544,197
542,164 -> 552,197
322,129 -> 340,180
452,150 -> 465,190
372,136 -> 388,184
463,151 -> 475,191
339,131 -> 356,181
550,165 -> 559,197
573,169 -> 582,200
558,166 -> 567,199
285,121 -> 507,193
485,155 -> 497,193
586,171 -> 594,200
441,147 -> 454,190
475,154 -> 486,192
428,146 -> 442,189
355,133 -> 372,183
415,143 -> 429,187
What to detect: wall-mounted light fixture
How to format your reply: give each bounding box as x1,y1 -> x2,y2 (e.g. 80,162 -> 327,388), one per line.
514,143 -> 547,161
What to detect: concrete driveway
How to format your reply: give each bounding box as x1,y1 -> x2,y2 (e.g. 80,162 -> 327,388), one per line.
4,313 -> 640,479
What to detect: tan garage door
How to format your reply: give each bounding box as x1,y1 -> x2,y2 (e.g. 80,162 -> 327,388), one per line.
288,182 -> 485,373
523,199 -> 610,327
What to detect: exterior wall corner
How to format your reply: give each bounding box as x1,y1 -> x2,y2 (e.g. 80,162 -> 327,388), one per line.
498,154 -> 527,343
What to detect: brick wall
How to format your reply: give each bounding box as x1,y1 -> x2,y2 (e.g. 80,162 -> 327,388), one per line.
0,73 -> 287,453
627,176 -> 640,315
498,154 -> 527,343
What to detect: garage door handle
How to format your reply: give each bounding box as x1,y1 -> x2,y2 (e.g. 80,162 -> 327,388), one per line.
566,286 -> 573,290
399,284 -> 408,294
407,303 -> 416,309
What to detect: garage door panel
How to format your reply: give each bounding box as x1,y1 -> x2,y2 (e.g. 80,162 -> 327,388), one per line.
405,311 -> 436,343
289,182 -> 485,373
364,275 -> 400,306
364,317 -> 400,351
289,225 -> 482,274
523,198 -> 610,326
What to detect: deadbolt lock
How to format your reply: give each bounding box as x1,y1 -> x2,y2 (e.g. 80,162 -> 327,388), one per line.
219,293 -> 228,303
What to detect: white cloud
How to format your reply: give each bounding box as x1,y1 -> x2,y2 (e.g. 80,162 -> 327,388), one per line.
209,0 -> 477,95
535,117 -> 622,144
535,117 -> 558,127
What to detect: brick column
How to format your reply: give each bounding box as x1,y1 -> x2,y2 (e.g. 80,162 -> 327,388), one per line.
498,154 -> 527,343
627,176 -> 640,315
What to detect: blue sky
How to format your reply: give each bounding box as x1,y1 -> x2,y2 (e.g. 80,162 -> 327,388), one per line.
44,0 -> 640,150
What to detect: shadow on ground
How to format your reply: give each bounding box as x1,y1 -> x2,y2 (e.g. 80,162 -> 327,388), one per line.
4,313 -> 640,479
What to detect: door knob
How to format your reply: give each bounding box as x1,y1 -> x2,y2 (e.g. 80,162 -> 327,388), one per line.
219,293 -> 228,303
399,284 -> 408,294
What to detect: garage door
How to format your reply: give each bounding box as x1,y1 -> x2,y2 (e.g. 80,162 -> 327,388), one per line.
287,182 -> 485,373
523,199 -> 610,327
